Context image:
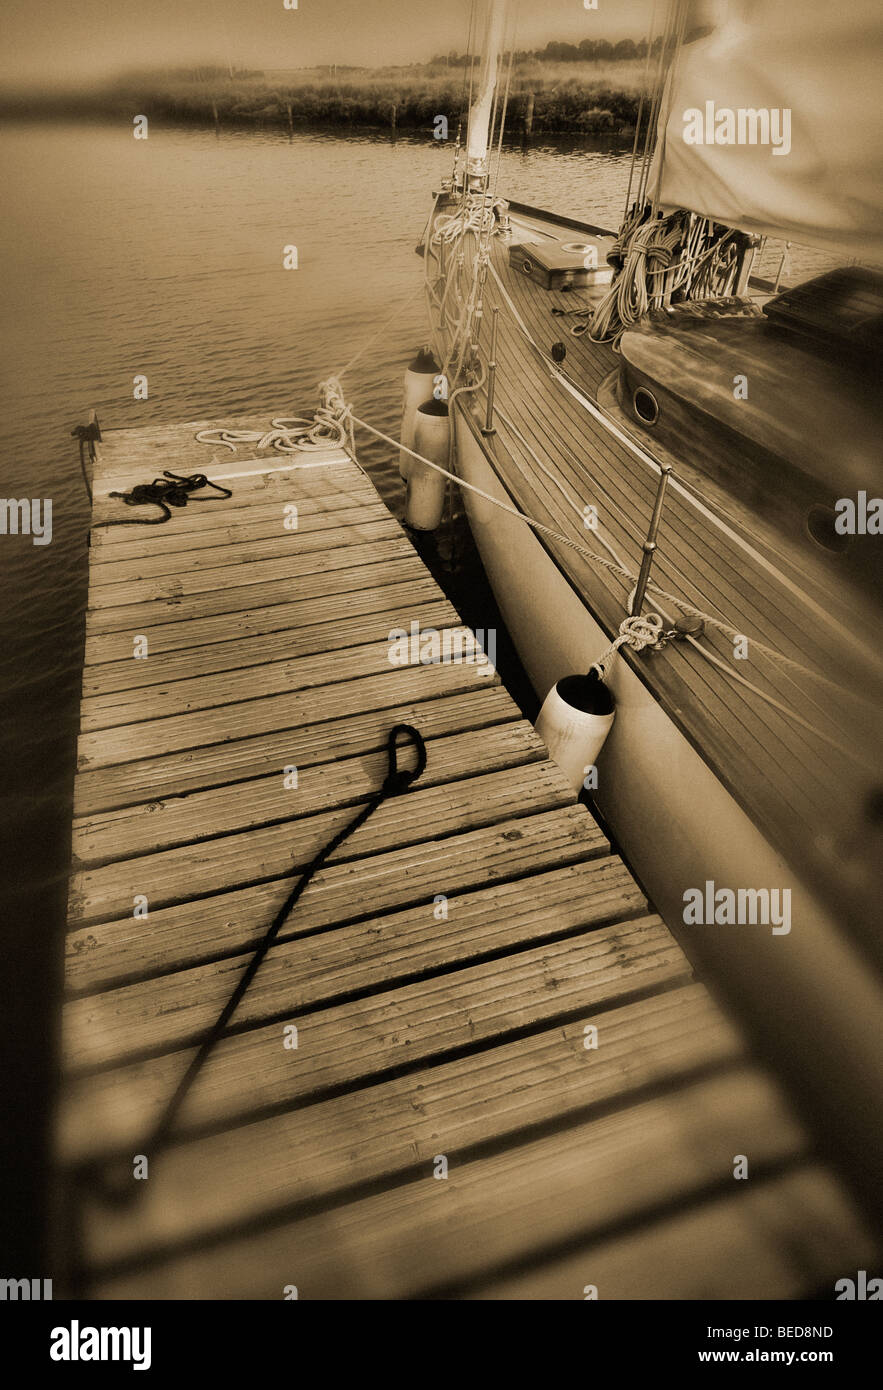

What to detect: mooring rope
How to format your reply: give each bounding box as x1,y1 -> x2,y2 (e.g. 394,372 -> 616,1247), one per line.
91,723 -> 427,1206
343,405 -> 874,760
589,613 -> 670,676
95,471 -> 233,527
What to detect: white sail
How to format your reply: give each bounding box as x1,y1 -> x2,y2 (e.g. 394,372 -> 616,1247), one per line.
649,0 -> 883,264
465,0 -> 508,179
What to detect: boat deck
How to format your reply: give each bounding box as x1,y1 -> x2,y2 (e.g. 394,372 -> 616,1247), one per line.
468,212 -> 883,962
55,419 -> 875,1298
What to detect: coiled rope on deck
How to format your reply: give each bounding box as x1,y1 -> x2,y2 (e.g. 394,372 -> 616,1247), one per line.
584,209 -> 741,344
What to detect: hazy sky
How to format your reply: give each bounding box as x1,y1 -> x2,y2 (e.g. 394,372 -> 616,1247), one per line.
3,0 -> 655,88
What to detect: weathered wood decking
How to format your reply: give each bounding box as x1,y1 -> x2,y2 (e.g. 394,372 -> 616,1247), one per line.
56,420 -> 875,1298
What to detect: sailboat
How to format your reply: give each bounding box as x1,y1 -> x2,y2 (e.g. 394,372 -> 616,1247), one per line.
409,0 -> 883,1214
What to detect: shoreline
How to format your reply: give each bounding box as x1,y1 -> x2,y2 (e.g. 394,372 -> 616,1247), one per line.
0,102 -> 640,138
0,60 -> 644,137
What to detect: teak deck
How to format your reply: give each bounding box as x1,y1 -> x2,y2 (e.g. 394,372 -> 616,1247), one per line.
55,420 -> 875,1299
476,214 -> 883,958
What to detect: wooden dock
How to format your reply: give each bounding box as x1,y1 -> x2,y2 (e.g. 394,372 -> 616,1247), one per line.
55,417 -> 876,1299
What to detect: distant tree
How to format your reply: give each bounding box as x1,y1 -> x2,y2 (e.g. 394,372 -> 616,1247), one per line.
578,39 -> 597,60
613,39 -> 638,60
543,41 -> 580,61
593,40 -> 613,61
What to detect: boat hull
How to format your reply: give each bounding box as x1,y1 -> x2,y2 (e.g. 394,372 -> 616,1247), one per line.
453,405 -> 883,1190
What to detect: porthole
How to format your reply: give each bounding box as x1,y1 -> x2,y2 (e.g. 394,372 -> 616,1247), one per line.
806,504 -> 850,554
633,386 -> 659,426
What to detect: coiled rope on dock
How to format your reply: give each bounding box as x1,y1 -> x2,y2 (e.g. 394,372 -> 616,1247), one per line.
193,387 -> 352,456
96,470 -> 233,527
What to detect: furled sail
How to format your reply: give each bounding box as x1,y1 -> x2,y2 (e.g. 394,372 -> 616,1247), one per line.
648,0 -> 883,265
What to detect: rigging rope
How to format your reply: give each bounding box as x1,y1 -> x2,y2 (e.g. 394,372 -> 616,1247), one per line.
587,209 -> 741,344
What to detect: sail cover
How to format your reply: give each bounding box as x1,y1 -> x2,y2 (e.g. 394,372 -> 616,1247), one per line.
649,1 -> 883,265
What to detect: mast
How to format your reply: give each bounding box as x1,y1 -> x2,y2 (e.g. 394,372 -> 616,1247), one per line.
465,0 -> 508,186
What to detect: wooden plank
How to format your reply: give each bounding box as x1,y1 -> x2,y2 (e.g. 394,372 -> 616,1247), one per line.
82,576 -> 445,666
83,552 -> 429,634
75,658 -> 502,770
59,411 -> 878,1304
87,535 -> 417,609
90,498 -> 390,558
91,457 -> 362,515
86,1068 -> 804,1298
73,685 -> 518,814
88,518 -> 403,586
71,722 -> 548,864
64,854 -> 648,1069
67,761 -> 577,924
59,914 -> 688,1162
64,805 -> 608,993
82,599 -> 459,695
79,628 -> 488,731
79,985 -> 741,1268
476,1167 -> 878,1300
93,447 -> 352,485
92,431 -> 354,491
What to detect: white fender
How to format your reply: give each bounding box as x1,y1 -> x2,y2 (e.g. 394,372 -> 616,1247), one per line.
406,399 -> 450,531
400,347 -> 440,479
535,672 -> 616,792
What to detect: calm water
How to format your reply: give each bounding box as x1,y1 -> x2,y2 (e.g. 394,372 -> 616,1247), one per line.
0,119 -> 636,1260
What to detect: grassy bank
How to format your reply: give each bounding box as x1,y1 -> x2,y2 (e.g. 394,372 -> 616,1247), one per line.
2,60 -> 645,135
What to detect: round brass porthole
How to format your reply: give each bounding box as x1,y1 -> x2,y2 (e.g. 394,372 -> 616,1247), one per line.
633,386 -> 659,426
806,504 -> 850,554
